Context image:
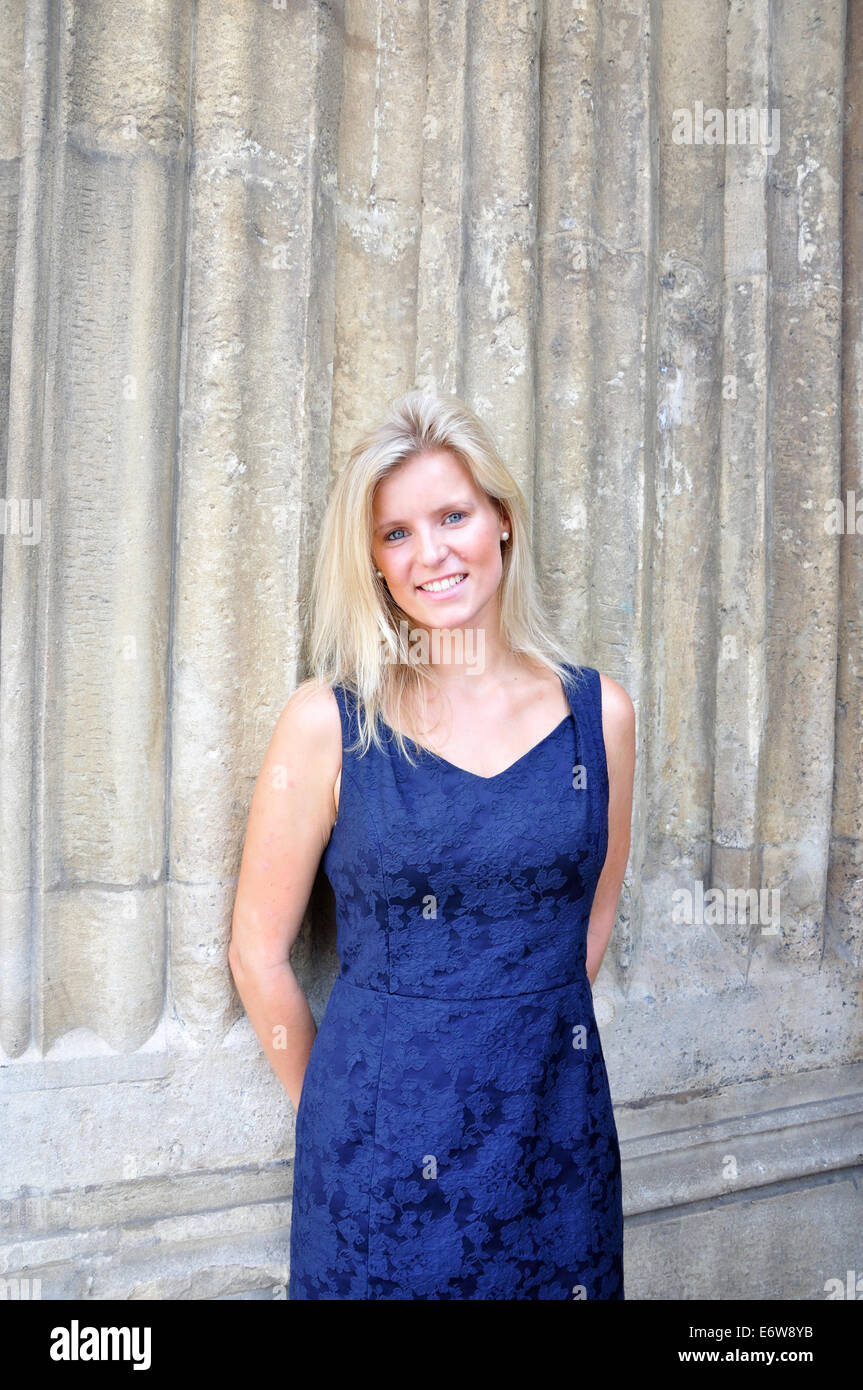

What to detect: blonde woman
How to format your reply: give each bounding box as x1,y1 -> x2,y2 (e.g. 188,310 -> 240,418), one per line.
229,390 -> 635,1300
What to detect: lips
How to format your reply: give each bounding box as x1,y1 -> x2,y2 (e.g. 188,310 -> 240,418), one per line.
416,573 -> 467,594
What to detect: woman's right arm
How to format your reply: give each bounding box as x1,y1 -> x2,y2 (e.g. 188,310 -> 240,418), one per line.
228,679 -> 342,1113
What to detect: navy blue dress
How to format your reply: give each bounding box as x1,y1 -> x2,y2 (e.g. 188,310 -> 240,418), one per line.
289,662 -> 624,1299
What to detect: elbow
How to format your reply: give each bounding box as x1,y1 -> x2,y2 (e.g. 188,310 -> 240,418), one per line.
228,898 -> 256,980
227,931 -> 293,988
227,935 -> 247,984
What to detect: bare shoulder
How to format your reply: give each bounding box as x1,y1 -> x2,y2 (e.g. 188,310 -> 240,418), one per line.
278,676 -> 342,747
597,672 -> 636,772
597,672 -> 635,729
262,676 -> 342,824
231,679 -> 343,968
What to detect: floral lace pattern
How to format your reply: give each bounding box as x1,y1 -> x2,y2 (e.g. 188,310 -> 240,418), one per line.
289,664 -> 623,1299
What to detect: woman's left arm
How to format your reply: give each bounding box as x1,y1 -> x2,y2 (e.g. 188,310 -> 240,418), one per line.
585,673 -> 636,987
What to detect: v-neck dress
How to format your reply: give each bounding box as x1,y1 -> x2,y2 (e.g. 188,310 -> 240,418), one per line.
288,662 -> 624,1300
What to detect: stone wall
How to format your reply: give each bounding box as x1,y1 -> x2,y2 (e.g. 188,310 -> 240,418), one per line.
0,0 -> 860,1300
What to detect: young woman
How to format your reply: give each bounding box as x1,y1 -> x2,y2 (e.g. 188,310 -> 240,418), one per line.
229,390 -> 635,1300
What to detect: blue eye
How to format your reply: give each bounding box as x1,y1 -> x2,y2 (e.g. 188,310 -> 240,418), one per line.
383,512 -> 467,543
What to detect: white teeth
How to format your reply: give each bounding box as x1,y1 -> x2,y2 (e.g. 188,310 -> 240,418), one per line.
418,574 -> 466,593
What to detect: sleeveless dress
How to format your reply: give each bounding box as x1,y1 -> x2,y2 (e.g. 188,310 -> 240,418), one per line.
288,662 -> 624,1300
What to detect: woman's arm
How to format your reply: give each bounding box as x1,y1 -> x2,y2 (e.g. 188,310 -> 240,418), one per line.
228,680 -> 342,1112
585,673 -> 636,987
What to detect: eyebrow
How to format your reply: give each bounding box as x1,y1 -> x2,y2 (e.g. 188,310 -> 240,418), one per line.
374,501 -> 474,534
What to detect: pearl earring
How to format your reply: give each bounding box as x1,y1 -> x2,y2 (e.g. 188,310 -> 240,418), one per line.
501,531 -> 509,541
376,569 -> 383,577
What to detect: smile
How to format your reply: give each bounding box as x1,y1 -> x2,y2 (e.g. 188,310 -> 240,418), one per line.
416,573 -> 467,595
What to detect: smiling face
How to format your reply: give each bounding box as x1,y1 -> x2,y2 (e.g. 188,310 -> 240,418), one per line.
371,449 -> 509,633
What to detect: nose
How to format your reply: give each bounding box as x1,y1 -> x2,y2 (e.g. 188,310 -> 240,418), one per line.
415,527 -> 449,569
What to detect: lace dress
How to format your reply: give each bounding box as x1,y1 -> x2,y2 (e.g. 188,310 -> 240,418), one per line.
288,662 -> 624,1299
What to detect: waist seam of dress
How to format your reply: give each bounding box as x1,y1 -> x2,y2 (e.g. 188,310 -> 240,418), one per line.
334,973 -> 592,1003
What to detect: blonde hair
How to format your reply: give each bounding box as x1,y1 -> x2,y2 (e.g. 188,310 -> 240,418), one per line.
300,388 -> 586,764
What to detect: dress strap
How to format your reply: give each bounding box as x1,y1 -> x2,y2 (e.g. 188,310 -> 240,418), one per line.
565,664 -> 608,793
330,681 -> 359,758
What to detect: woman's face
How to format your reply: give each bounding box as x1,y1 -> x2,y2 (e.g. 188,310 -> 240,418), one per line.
371,449 -> 508,632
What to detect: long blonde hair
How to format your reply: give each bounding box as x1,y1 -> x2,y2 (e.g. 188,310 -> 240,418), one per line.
300,388 -> 586,764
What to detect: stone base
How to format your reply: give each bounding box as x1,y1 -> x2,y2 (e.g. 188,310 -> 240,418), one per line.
2,1040 -> 860,1300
